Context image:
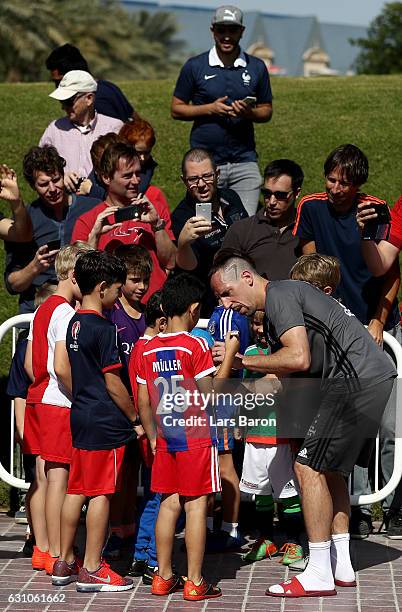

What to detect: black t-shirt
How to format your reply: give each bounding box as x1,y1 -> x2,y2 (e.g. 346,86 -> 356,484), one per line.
67,310 -> 134,450
223,209 -> 301,280
265,280 -> 396,384
171,188 -> 248,316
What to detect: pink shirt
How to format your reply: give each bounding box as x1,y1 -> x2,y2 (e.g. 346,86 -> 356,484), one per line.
39,112 -> 123,176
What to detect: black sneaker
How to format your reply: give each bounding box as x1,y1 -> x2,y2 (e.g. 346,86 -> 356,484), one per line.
142,564 -> 158,585
350,511 -> 372,539
387,511 -> 402,540
22,535 -> 35,558
128,559 -> 147,577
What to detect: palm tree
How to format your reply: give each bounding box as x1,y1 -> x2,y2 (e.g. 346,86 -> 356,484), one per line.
0,0 -> 64,81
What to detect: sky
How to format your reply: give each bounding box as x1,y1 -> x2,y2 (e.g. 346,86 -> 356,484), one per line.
155,0 -> 388,26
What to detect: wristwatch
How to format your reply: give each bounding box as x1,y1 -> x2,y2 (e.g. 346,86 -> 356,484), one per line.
153,218 -> 166,232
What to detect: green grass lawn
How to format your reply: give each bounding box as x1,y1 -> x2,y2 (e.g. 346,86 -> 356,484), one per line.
0,74 -> 402,506
0,74 -> 402,375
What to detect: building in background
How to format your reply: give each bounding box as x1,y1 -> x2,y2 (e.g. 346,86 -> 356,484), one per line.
122,0 -> 367,76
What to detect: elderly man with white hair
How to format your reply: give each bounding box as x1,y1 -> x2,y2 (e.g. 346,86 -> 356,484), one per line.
39,70 -> 123,192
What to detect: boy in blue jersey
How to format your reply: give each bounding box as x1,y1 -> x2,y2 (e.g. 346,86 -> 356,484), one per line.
52,251 -> 136,593
206,304 -> 249,551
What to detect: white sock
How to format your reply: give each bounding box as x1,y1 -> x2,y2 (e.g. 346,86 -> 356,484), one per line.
206,517 -> 214,532
221,521 -> 238,538
268,540 -> 334,595
331,533 -> 355,583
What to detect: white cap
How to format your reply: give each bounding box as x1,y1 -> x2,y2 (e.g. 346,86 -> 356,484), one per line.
49,70 -> 97,101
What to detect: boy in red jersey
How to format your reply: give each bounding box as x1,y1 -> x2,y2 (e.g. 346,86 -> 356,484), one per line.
53,250 -> 136,592
24,243 -> 91,574
137,273 -> 240,601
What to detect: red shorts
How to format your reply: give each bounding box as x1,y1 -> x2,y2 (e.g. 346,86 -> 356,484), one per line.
151,445 -> 221,496
67,446 -> 125,496
23,403 -> 40,455
38,403 -> 72,464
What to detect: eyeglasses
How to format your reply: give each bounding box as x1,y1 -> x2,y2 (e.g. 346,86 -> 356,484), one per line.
185,172 -> 216,187
261,188 -> 293,201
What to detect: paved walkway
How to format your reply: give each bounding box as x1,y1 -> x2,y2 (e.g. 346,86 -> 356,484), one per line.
1,512 -> 402,611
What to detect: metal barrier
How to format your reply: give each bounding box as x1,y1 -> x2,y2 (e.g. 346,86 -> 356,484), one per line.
0,315 -> 401,506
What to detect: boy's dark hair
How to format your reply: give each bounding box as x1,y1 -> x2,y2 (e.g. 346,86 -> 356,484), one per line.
144,290 -> 165,327
99,142 -> 139,180
161,273 -> 205,318
113,244 -> 153,277
74,250 -> 126,296
263,159 -> 304,192
45,44 -> 89,74
324,144 -> 368,186
23,146 -> 65,188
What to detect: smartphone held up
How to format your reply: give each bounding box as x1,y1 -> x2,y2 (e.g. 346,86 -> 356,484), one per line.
361,202 -> 391,241
195,202 -> 212,224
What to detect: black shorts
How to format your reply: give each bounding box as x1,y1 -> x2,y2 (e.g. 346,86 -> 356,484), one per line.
295,378 -> 395,477
23,453 -> 36,484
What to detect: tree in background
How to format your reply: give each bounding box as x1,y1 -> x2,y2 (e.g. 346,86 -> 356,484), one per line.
353,2 -> 402,74
0,0 -> 64,81
0,0 -> 185,82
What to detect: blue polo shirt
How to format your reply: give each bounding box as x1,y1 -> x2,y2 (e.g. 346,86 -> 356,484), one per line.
174,47 -> 272,165
294,192 -> 400,330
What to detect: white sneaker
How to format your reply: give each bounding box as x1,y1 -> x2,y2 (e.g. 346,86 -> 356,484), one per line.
14,506 -> 28,525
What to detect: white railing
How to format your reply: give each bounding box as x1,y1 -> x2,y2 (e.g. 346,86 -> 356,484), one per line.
0,315 -> 401,505
0,313 -> 34,491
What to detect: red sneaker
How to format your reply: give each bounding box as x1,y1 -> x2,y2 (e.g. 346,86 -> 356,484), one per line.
32,546 -> 48,571
76,560 -> 133,592
45,553 -> 58,576
151,573 -> 184,596
183,577 -> 222,601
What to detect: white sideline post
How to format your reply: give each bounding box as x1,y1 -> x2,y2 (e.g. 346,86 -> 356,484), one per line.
350,331 -> 402,505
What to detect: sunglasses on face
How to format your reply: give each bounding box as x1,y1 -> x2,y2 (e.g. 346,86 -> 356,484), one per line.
213,25 -> 242,35
61,93 -> 86,108
261,188 -> 293,201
